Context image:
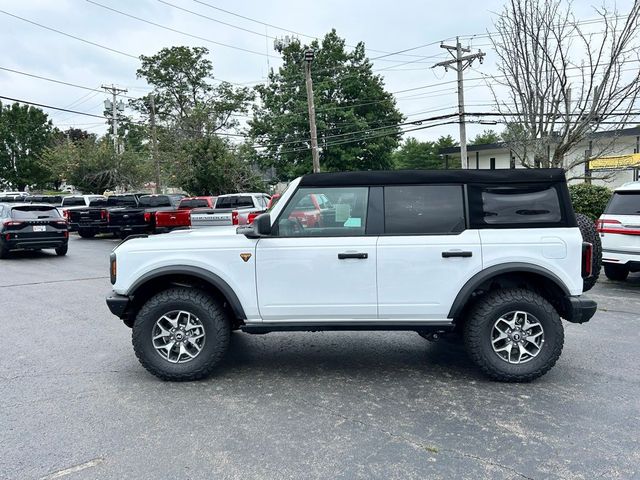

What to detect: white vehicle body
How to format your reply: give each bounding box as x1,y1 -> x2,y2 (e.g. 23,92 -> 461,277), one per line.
111,173 -> 588,326
598,182 -> 640,274
190,193 -> 270,228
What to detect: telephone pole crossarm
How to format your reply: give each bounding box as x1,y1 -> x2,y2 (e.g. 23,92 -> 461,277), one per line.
432,38 -> 485,169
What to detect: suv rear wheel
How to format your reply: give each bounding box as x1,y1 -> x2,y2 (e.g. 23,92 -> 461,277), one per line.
132,287 -> 231,381
464,289 -> 564,382
604,263 -> 629,281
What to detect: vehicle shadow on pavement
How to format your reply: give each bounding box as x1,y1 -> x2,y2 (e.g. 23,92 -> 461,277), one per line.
217,331 -> 480,381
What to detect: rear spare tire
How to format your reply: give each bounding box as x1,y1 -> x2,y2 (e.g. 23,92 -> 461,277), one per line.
576,213 -> 601,292
464,288 -> 564,382
132,288 -> 231,381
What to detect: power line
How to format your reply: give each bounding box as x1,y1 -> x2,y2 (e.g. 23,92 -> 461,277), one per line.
0,9 -> 138,59
0,66 -> 137,100
190,0 -> 441,60
86,0 -> 280,59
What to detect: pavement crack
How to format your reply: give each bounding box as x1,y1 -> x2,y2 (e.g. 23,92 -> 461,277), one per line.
0,276 -> 109,288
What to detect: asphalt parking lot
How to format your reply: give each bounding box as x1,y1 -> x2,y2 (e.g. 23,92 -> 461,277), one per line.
1,236 -> 639,480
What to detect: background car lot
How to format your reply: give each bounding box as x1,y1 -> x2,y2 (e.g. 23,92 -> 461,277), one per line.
1,236 -> 638,480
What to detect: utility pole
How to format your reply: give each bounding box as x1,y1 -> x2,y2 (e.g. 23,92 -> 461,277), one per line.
149,95 -> 160,194
432,38 -> 485,169
102,84 -> 127,154
303,48 -> 320,173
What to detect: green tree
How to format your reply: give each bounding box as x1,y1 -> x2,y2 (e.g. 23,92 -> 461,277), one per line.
470,129 -> 501,145
393,135 -> 462,170
176,136 -> 264,195
133,46 -> 254,193
250,30 -> 404,180
0,101 -> 55,189
44,137 -> 149,194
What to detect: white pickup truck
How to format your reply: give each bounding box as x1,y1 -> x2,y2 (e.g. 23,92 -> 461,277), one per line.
190,193 -> 270,228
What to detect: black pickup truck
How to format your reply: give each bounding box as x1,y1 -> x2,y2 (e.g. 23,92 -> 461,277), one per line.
108,194 -> 184,238
69,194 -> 141,238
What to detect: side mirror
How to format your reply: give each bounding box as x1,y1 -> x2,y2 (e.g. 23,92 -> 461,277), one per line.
237,213 -> 272,238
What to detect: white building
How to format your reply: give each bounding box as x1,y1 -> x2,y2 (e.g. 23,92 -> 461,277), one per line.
439,126 -> 640,188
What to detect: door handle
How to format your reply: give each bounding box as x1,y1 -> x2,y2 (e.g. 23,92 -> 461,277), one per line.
338,252 -> 368,260
442,251 -> 473,258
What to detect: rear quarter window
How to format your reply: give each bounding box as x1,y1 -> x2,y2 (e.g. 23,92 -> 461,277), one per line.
469,184 -> 565,228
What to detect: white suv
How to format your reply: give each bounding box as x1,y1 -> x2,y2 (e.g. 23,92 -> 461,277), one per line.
598,182 -> 640,280
107,169 -> 597,382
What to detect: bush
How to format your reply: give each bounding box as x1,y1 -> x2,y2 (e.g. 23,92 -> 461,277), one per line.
569,183 -> 612,221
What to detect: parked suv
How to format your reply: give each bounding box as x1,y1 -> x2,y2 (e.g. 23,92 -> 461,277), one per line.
597,181 -> 640,280
0,203 -> 69,258
106,169 -> 597,382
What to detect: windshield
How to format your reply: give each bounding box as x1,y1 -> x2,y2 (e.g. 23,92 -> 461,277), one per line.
11,206 -> 61,219
62,197 -> 86,207
180,198 -> 211,209
139,196 -> 172,207
606,192 -> 640,215
106,196 -> 137,207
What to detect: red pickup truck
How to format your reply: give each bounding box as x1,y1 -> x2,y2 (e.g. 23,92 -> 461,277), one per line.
155,196 -> 216,233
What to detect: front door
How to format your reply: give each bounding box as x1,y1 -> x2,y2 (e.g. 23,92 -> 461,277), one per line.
256,186 -> 377,321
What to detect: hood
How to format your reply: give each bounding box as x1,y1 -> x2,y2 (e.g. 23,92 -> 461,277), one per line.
114,225 -> 248,254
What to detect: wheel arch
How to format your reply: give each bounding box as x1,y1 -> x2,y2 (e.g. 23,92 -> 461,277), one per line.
127,266 -> 246,324
449,263 -> 571,323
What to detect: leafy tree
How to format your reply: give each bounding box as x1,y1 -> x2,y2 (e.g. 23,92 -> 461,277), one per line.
175,136 -> 264,195
0,101 -> 55,189
250,30 -> 404,180
569,183 -> 612,221
393,135 -> 462,170
44,137 -> 149,194
470,129 -> 501,145
132,46 -> 254,193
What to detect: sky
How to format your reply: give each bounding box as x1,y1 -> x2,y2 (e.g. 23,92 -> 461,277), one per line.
0,0 -> 635,145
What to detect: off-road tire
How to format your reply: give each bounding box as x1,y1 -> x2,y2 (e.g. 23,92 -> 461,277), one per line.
132,287 -> 231,381
78,229 -> 95,239
464,288 -> 564,382
576,213 -> 601,292
604,263 -> 629,281
55,244 -> 68,256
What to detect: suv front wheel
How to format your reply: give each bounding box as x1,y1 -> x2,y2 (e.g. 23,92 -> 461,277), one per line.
464,289 -> 564,382
132,288 -> 231,381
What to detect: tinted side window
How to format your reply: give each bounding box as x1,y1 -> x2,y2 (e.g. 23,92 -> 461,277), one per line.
384,185 -> 465,234
481,186 -> 561,225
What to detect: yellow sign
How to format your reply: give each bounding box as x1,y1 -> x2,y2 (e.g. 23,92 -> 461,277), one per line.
589,153 -> 640,170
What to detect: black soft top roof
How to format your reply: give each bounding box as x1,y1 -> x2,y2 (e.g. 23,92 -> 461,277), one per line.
299,168 -> 566,187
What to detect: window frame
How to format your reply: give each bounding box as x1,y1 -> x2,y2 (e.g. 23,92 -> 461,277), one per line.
381,183 -> 468,236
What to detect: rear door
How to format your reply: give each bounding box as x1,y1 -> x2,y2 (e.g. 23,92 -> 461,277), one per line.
376,185 -> 482,320
256,186 -> 377,321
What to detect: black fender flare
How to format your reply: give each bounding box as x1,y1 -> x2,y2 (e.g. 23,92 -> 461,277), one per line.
128,266 -> 246,319
448,262 -> 570,319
